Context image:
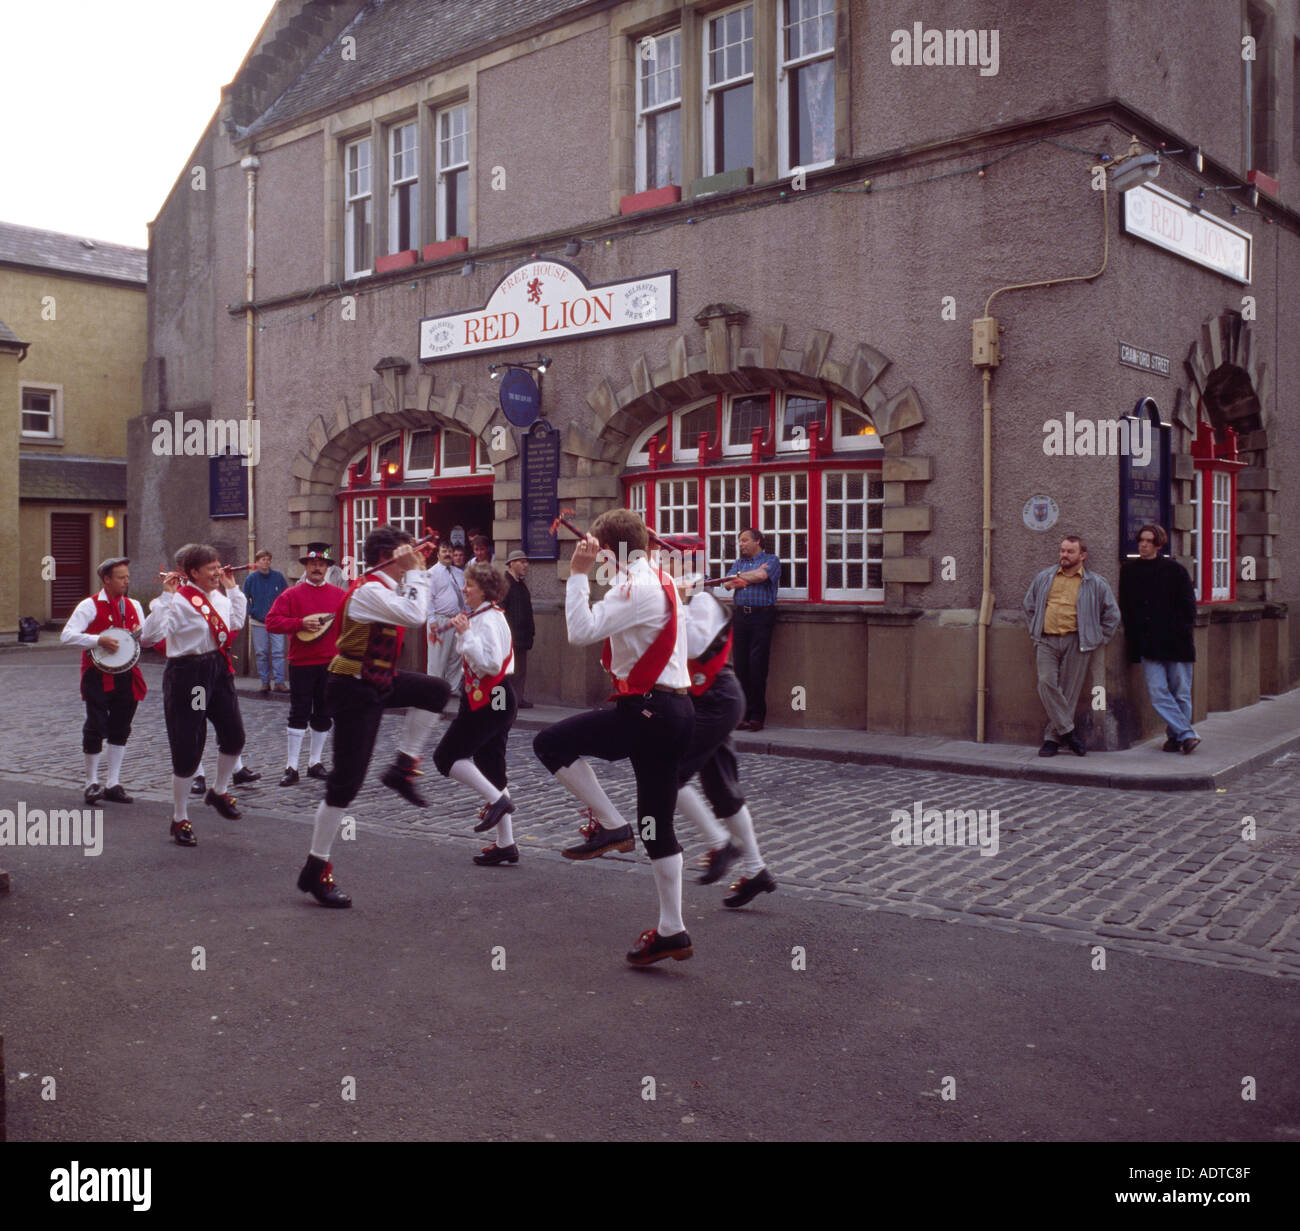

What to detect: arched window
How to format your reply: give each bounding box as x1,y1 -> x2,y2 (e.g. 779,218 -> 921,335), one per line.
1189,418 -> 1243,602
622,390 -> 883,601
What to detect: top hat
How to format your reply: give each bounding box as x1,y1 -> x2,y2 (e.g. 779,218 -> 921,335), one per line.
299,543 -> 334,564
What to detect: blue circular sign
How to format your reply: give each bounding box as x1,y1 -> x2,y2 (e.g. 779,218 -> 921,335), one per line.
499,368 -> 541,427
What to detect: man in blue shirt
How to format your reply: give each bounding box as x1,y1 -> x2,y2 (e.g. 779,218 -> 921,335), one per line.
724,527 -> 781,732
242,549 -> 289,692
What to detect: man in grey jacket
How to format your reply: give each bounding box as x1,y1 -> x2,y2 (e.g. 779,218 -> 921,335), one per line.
1022,535 -> 1121,757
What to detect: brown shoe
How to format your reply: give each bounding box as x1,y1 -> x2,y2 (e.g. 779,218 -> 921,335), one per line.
274,682 -> 290,693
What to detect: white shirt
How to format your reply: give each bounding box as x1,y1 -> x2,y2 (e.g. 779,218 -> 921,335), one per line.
682,589 -> 731,659
457,603 -> 514,677
61,590 -> 146,650
344,569 -> 430,628
428,562 -> 464,617
566,556 -> 690,689
139,585 -> 247,657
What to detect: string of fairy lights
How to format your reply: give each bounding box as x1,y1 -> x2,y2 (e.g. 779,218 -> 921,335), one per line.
239,126 -> 1280,337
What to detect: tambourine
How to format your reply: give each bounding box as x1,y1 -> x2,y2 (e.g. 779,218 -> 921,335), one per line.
90,630 -> 142,674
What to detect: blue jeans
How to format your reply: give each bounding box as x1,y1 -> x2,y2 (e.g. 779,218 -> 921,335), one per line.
251,622 -> 286,685
1141,659 -> 1196,742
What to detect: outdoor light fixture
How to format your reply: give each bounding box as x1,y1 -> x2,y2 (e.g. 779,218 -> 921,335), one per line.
1193,146 -> 1203,174
536,356 -> 550,375
461,260 -> 474,277
489,364 -> 501,380
565,238 -> 581,257
386,462 -> 398,476
105,513 -> 116,530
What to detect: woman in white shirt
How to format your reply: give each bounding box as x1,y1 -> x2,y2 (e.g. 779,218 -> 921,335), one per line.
431,561 -> 519,864
138,543 -> 248,846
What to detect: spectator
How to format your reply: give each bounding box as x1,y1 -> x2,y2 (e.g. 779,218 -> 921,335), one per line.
1119,524 -> 1200,754
1022,535 -> 1121,757
471,534 -> 495,565
242,549 -> 289,692
427,540 -> 467,691
502,551 -> 535,708
724,527 -> 781,732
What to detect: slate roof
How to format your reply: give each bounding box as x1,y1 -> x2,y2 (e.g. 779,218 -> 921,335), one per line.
19,454 -> 128,503
0,221 -> 146,285
0,316 -> 26,347
248,0 -> 607,136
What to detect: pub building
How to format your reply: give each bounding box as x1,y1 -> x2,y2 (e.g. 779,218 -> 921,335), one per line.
131,0 -> 1300,747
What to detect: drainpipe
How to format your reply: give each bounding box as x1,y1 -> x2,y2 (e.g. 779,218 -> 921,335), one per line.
972,175 -> 1110,742
240,155 -> 260,575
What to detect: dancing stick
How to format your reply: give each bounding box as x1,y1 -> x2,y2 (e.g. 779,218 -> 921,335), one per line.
548,509 -> 734,587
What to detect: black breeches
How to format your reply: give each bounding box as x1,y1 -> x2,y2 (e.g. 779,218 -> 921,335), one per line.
432,677 -> 517,788
162,653 -> 245,778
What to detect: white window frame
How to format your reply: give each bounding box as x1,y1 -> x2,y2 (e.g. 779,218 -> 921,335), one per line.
776,392 -> 828,454
777,0 -> 836,177
387,494 -> 424,538
344,136 -> 373,277
627,480 -> 647,522
1190,471 -> 1203,601
655,477 -> 699,536
705,474 -> 751,579
1210,469 -> 1232,600
636,29 -> 683,192
703,2 -> 755,176
20,382 -> 63,440
440,426 -> 475,475
627,415 -> 670,465
833,402 -> 882,451
404,429 -> 437,477
435,103 -> 470,242
375,433 -> 402,479
722,392 -> 770,457
675,399 -> 719,457
759,470 -> 808,598
388,120 -> 420,254
351,496 -> 379,563
823,469 -> 883,601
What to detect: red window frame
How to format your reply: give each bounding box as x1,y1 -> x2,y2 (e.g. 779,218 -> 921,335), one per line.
1190,419 -> 1243,603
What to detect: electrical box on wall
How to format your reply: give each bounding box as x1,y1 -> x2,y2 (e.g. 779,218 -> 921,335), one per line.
972,316 -> 1001,367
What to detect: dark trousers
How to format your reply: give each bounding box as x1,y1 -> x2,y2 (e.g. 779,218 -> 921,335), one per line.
288,661 -> 332,732
324,671 -> 452,808
432,677 -> 517,788
676,667 -> 746,818
732,605 -> 777,723
533,692 -> 695,859
80,670 -> 138,754
162,652 -> 245,778
513,648 -> 529,701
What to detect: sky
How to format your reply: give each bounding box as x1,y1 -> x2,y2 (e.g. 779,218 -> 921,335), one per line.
2,0 -> 280,250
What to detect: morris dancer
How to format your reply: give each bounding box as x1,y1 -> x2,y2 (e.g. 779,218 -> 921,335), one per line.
658,535 -> 776,908
60,557 -> 147,804
139,544 -> 248,846
295,525 -> 451,907
532,509 -> 696,966
265,542 -> 346,785
430,561 -> 518,865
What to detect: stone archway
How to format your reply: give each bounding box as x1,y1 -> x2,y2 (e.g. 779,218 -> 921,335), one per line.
570,308 -> 934,602
1177,311 -> 1275,600
283,361 -> 515,553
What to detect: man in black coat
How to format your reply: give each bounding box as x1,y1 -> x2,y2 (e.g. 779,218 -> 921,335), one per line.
1119,523 -> 1200,754
502,551 -> 536,708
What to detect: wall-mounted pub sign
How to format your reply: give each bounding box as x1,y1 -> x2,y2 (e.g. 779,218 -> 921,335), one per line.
1122,183 -> 1252,283
419,258 -> 676,362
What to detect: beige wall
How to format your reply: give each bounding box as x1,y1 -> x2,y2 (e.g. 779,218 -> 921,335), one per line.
1,267 -> 145,456
17,502 -> 127,626
0,348 -> 20,633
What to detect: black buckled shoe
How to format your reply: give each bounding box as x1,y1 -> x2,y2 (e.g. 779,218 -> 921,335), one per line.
307,762 -> 329,780
279,766 -> 300,787
473,793 -> 515,833
170,819 -> 197,847
84,782 -> 103,804
697,841 -> 739,885
626,928 -> 694,965
204,788 -> 242,819
723,868 -> 777,908
101,785 -> 133,804
472,842 -> 520,866
297,855 -> 351,908
233,766 -> 261,785
561,815 -> 635,860
190,774 -> 206,796
381,753 -> 428,806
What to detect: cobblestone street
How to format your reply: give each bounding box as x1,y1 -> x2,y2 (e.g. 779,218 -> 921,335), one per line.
6,653 -> 1299,981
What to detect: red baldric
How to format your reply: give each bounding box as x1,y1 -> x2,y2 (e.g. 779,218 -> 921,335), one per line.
688,626 -> 734,697
178,584 -> 236,673
80,595 -> 147,700
600,569 -> 679,696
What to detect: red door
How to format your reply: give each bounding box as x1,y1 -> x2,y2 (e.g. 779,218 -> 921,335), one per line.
50,512 -> 91,619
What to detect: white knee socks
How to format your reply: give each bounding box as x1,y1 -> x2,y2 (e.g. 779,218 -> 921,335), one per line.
84,753 -> 101,787
496,814 -> 515,847
308,728 -> 328,766
286,727 -> 305,769
216,752 -> 238,794
172,776 -> 191,820
310,801 -> 346,860
554,759 -> 626,830
398,708 -> 440,759
722,804 -> 765,878
652,853 -> 685,936
449,759 -> 503,804
104,744 -> 126,788
676,783 -> 728,848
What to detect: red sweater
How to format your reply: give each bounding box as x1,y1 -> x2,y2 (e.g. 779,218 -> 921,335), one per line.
265,581 -> 347,665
